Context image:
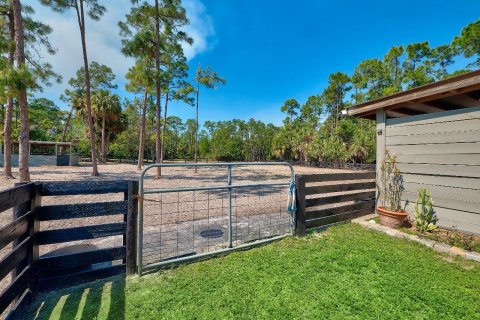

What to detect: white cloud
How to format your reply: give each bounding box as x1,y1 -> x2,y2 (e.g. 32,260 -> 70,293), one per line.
25,0 -> 215,107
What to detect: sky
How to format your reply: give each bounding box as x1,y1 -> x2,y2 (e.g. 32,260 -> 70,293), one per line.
25,0 -> 480,126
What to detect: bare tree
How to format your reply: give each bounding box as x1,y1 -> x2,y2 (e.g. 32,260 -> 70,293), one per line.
41,0 -> 106,176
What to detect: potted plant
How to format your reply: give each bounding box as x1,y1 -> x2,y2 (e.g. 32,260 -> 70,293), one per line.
377,152 -> 407,228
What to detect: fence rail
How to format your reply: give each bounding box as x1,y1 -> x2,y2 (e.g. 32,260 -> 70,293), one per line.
0,180 -> 138,319
295,171 -> 376,235
0,183 -> 38,320
1,169 -> 376,317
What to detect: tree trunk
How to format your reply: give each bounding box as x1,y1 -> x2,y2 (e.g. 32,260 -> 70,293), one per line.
13,0 -> 30,182
161,87 -> 169,164
194,82 -> 199,173
61,105 -> 73,141
78,0 -> 99,176
137,89 -> 148,170
59,105 -> 73,154
154,0 -> 162,177
101,115 -> 106,163
106,132 -> 110,160
3,11 -> 15,178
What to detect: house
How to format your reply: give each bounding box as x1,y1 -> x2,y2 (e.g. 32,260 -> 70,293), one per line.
346,70 -> 480,235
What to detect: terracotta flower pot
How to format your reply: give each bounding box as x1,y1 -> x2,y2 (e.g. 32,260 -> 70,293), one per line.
377,207 -> 408,228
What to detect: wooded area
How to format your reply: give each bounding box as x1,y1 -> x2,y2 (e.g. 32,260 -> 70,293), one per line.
1,1 -> 480,181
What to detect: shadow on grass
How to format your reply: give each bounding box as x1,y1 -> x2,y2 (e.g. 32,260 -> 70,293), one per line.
25,275 -> 126,320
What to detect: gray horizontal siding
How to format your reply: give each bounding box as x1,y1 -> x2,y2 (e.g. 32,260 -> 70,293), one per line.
394,154 -> 480,166
388,142 -> 480,155
396,163 -> 480,178
403,183 -> 480,203
386,130 -> 480,145
402,201 -> 480,235
403,191 -> 479,214
386,107 -> 480,235
402,173 -> 480,190
0,155 -> 57,167
386,107 -> 480,127
387,118 -> 480,136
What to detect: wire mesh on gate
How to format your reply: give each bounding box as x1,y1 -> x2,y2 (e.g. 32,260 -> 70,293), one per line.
138,163 -> 295,274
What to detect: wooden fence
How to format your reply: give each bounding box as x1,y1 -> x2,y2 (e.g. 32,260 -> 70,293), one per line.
0,180 -> 138,319
1,173 -> 375,316
295,171 -> 376,236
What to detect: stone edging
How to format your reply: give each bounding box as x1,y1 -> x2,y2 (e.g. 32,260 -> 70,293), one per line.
352,214 -> 480,263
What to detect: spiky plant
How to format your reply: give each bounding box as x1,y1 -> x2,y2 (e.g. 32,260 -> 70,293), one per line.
379,151 -> 403,211
413,188 -> 437,233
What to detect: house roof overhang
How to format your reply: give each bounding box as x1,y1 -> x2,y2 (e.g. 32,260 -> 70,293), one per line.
346,69 -> 480,120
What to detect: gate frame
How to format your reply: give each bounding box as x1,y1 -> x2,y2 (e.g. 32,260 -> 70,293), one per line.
137,162 -> 295,275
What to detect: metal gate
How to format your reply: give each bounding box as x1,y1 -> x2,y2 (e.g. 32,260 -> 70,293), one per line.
137,162 -> 295,275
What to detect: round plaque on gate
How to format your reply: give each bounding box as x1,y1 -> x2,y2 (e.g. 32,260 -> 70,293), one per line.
199,229 -> 224,239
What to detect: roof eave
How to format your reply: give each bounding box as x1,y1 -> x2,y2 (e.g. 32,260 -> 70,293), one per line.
346,69 -> 480,118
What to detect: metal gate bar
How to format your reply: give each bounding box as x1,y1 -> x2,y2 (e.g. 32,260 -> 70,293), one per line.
138,162 -> 295,275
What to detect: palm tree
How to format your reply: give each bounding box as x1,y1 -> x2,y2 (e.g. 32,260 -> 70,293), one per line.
91,90 -> 121,162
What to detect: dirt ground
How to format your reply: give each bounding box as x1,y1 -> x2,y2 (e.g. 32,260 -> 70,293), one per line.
0,161 -> 348,191
0,162 -> 352,291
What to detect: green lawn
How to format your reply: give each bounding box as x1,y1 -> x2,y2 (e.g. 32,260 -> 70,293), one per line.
25,224 -> 480,320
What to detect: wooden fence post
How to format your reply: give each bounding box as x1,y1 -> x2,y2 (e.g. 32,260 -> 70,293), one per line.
29,183 -> 41,295
12,183 -> 32,280
11,182 -> 40,301
295,175 -> 307,237
125,180 -> 139,275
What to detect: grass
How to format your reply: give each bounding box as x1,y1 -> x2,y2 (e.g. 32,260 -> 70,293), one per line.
25,224 -> 480,320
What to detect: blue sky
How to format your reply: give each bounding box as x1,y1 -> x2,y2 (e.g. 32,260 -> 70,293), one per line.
29,0 -> 480,126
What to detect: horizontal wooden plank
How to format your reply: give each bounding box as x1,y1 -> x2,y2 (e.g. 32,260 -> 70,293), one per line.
303,171 -> 376,184
306,190 -> 375,207
37,222 -> 126,245
403,191 -> 480,214
0,183 -> 33,213
41,180 -> 129,196
306,200 -> 375,220
387,130 -> 480,146
397,163 -> 480,178
386,107 -> 480,127
0,211 -> 31,251
388,142 -> 480,155
4,288 -> 32,320
39,264 -> 125,292
38,246 -> 126,272
402,201 -> 480,235
0,237 -> 31,281
395,154 -> 480,166
39,201 -> 128,221
402,173 -> 480,190
0,266 -> 31,315
403,183 -> 480,203
305,181 -> 375,195
387,118 -> 480,137
306,208 -> 373,229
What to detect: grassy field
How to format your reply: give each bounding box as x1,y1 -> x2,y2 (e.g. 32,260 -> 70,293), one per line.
25,224 -> 480,320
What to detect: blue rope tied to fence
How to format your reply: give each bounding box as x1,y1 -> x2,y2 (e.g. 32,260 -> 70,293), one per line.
287,180 -> 297,213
